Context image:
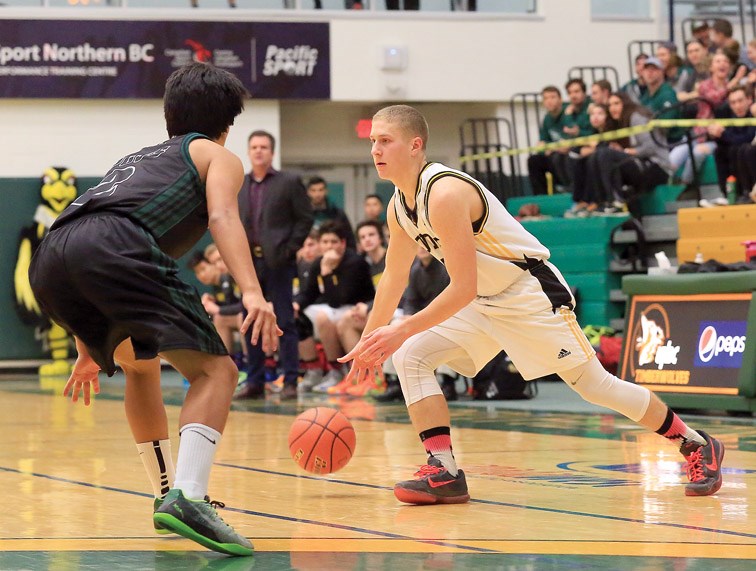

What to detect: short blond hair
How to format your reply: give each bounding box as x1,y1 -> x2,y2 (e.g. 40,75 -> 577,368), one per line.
373,105 -> 429,149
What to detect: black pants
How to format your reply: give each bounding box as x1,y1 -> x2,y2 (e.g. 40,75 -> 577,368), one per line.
593,146 -> 668,202
571,152 -> 605,204
737,145 -> 756,195
527,152 -> 571,195
244,259 -> 300,389
714,142 -> 756,197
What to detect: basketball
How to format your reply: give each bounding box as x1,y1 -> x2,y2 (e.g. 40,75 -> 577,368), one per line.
288,407 -> 356,474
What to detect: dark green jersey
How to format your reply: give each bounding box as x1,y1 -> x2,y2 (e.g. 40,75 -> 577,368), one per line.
640,83 -> 684,142
53,133 -> 208,258
539,103 -> 569,144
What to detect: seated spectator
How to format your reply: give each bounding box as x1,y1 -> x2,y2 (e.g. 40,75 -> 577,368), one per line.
527,85 -> 571,195
677,39 -> 712,103
670,51 -> 733,189
295,229 -> 321,296
591,92 -> 672,215
293,221 -> 375,393
707,86 -> 756,205
307,176 -> 356,249
202,244 -> 245,368
356,220 -> 387,287
363,193 -> 386,224
566,102 -> 616,217
657,41 -> 695,93
590,79 -> 613,106
294,229 -> 323,390
710,18 -> 751,71
747,39 -> 756,70
621,53 -> 649,104
691,21 -> 713,52
331,221 -> 393,397
187,249 -> 218,289
640,56 -> 684,143
564,78 -> 593,138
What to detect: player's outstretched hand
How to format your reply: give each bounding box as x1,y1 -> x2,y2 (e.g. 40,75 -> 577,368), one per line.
354,323 -> 407,367
241,291 -> 282,354
338,342 -> 380,386
63,354 -> 101,406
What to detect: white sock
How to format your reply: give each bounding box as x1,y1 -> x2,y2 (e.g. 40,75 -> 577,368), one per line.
173,423 -> 222,500
136,439 -> 175,499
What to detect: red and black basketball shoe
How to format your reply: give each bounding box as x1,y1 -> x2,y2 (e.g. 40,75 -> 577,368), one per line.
681,431 -> 725,496
394,457 -> 470,505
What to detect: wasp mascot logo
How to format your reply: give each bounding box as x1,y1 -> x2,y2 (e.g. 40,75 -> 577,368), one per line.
14,167 -> 78,376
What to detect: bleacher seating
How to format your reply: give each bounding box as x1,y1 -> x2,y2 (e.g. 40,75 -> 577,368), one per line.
677,203 -> 756,264
506,195 -> 629,327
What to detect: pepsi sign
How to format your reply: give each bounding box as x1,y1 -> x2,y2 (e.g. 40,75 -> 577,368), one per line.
695,321 -> 747,368
621,293 -> 752,395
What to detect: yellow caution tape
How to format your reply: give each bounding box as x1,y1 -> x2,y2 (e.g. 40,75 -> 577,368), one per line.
459,117 -> 756,163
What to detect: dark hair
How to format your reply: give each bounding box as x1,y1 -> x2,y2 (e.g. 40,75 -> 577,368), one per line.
609,91 -> 651,129
728,85 -> 750,99
635,53 -> 649,63
318,220 -> 349,241
565,78 -> 587,93
712,18 -> 733,38
307,176 -> 327,188
247,129 -> 276,153
589,102 -> 615,132
718,45 -> 740,67
541,85 -> 561,97
355,219 -> 385,244
691,21 -> 709,34
187,250 -> 209,270
592,79 -> 612,93
164,63 -> 246,140
365,193 -> 384,204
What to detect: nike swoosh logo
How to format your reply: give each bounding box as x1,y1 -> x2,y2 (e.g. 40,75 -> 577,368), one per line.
706,453 -> 719,472
183,429 -> 217,445
428,478 -> 457,488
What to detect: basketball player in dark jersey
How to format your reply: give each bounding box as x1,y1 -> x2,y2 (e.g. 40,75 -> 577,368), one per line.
29,63 -> 279,556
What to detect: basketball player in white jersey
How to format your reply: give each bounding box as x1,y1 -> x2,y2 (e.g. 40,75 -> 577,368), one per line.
339,105 -> 724,504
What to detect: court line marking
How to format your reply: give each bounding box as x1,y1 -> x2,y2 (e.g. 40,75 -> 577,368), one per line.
0,465 -> 495,554
216,463 -> 756,540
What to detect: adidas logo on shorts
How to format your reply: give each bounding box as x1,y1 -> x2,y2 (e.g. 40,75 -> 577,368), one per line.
557,348 -> 571,359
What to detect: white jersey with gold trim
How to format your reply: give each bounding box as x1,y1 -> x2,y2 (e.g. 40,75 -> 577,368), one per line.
392,162 -> 551,297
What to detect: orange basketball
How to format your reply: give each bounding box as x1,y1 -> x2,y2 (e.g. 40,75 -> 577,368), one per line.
288,407 -> 356,474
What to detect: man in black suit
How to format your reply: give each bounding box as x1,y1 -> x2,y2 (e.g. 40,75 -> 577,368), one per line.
234,130 -> 313,400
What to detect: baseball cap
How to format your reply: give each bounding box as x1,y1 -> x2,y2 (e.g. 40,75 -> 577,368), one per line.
644,56 -> 664,69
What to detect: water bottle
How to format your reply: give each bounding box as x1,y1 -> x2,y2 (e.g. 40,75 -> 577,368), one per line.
726,176 -> 737,205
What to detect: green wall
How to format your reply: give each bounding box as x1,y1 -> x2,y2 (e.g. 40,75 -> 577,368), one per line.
0,176 -> 210,361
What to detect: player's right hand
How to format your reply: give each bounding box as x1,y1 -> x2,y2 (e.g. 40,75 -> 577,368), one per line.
63,355 -> 101,406
241,291 -> 282,354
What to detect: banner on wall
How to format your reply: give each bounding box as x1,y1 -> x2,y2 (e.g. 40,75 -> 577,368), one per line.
0,19 -> 330,99
620,293 -> 751,395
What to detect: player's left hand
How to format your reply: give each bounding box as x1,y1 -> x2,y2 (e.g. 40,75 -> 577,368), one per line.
354,323 -> 408,367
63,355 -> 101,406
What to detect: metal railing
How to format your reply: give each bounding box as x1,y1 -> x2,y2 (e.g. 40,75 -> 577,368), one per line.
459,117 -> 521,202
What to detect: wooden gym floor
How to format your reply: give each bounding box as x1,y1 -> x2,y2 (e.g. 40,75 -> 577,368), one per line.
0,370 -> 754,570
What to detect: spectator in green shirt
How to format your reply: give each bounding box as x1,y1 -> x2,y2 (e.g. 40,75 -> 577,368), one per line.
527,85 -> 571,195
622,53 -> 649,104
640,56 -> 684,143
564,78 -> 593,137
